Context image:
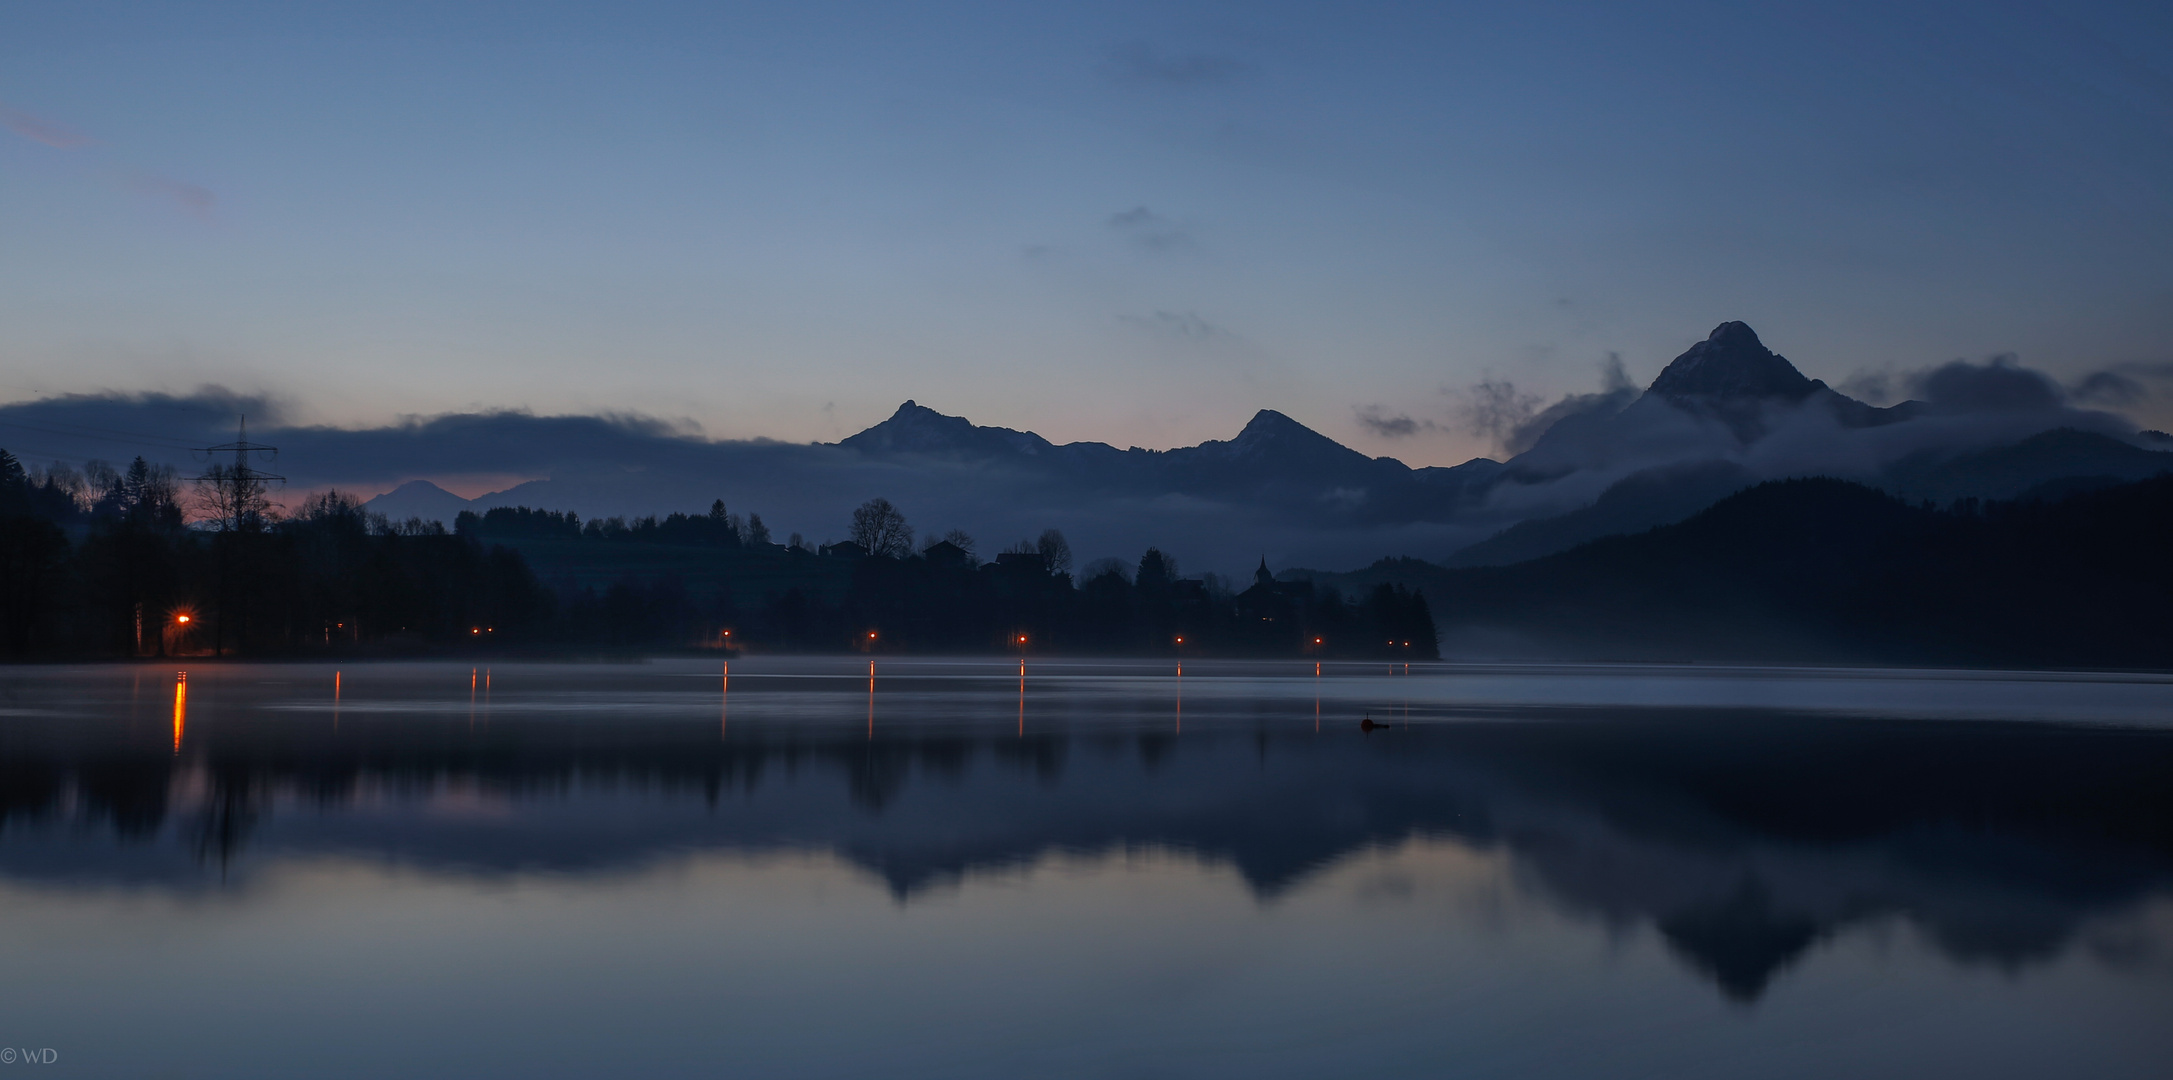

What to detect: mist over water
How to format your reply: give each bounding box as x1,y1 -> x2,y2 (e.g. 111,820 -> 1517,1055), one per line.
3,658 -> 2169,1078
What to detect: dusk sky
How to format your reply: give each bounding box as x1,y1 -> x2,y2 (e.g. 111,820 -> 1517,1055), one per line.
5,0 -> 2170,465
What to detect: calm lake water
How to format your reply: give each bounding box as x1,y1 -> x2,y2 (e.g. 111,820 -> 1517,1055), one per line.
2,657 -> 2170,1078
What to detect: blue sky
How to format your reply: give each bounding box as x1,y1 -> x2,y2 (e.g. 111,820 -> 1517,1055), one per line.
4,0 -> 2170,464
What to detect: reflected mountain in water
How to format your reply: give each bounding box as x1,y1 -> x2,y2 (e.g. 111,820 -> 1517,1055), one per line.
2,668 -> 2170,1003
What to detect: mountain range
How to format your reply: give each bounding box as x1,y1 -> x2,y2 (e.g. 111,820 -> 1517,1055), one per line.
1,319 -> 2161,575
358,320 -> 2170,573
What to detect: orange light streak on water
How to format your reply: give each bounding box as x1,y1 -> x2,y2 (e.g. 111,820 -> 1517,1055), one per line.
171,672 -> 187,754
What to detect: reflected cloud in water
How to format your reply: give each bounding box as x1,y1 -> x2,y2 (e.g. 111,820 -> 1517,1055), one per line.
4,660 -> 2170,1007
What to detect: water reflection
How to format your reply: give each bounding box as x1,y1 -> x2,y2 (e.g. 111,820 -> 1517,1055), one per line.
3,660 -> 2169,1009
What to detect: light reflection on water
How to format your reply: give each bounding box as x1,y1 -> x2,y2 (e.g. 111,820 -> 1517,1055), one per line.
1,657 -> 2171,1079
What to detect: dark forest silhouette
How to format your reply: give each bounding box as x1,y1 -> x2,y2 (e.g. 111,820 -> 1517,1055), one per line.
10,440 -> 2170,665
1307,471 -> 2173,667
0,450 -> 1437,659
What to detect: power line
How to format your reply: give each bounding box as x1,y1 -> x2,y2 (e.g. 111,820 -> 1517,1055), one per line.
193,416 -> 286,488
0,419 -> 202,452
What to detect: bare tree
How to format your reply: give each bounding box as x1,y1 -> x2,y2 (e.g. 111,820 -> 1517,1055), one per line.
849,497 -> 913,558
743,513 -> 772,546
194,462 -> 275,532
1036,529 -> 1072,575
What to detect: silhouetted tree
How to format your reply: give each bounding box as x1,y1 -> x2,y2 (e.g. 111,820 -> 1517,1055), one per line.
850,497 -> 913,558
1037,529 -> 1072,576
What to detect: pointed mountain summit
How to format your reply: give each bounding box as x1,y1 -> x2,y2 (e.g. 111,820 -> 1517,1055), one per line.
1209,409 -> 1372,464
1647,321 -> 1817,402
837,400 -> 1056,458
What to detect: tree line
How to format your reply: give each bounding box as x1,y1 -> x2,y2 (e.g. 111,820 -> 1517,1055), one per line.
1,450 -> 550,657
1,451 -> 1437,659
468,495 -> 1440,658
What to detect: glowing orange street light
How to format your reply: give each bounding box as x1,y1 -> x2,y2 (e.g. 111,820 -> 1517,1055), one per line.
868,631 -> 878,640
176,615 -> 191,624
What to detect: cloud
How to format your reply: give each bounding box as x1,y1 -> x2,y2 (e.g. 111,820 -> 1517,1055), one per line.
1102,41 -> 1251,87
124,171 -> 216,219
0,103 -> 92,149
1449,378 -> 1542,452
0,102 -> 214,220
1501,354 -> 1640,456
1354,405 -> 1433,438
1837,370 -> 1895,405
2068,362 -> 2173,407
1907,354 -> 2066,413
2068,371 -> 2148,406
1121,310 -> 1232,342
1106,205 -> 1189,251
1844,356 -> 2173,416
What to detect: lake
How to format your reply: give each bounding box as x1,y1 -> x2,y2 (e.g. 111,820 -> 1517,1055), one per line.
2,657 -> 2170,1078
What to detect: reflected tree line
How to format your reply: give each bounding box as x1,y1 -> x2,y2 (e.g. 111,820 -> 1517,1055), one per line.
2,704 -> 2169,1003
1,450 -> 1436,658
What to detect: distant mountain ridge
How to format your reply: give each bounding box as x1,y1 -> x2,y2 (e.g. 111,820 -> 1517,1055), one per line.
343,318 -> 2169,573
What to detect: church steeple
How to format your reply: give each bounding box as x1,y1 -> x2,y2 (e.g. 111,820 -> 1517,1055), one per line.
1255,556 -> 1273,588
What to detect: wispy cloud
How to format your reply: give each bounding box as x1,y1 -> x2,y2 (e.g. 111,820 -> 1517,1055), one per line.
0,100 -> 218,221
2068,370 -> 2148,406
1106,205 -> 1189,251
124,171 -> 217,219
1449,378 -> 1542,452
1102,41 -> 1251,87
1121,309 -> 1232,342
1353,405 -> 1433,438
0,102 -> 93,149
2069,362 -> 2173,407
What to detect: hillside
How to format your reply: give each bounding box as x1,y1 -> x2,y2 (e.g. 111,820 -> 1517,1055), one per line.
1298,473 -> 2173,667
